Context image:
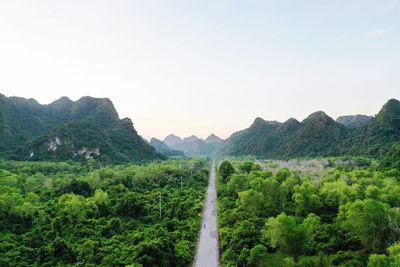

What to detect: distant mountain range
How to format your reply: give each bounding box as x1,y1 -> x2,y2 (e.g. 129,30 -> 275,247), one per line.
0,94 -> 164,163
2,93 -> 399,162
336,114 -> 373,129
149,138 -> 184,156
205,133 -> 224,144
217,99 -> 400,158
151,133 -> 224,156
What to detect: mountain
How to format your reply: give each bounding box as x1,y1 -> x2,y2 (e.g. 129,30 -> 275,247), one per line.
150,138 -> 184,156
342,99 -> 400,157
205,133 -> 223,144
336,114 -> 373,129
0,94 -> 164,163
163,134 -> 182,147
183,135 -> 200,143
284,111 -> 348,157
170,138 -> 211,156
217,99 -> 400,159
163,134 -> 221,156
216,118 -> 281,156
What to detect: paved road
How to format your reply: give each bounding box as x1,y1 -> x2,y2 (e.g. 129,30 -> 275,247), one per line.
193,160 -> 219,267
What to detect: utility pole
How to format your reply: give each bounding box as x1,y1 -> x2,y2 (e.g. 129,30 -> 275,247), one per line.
159,192 -> 162,218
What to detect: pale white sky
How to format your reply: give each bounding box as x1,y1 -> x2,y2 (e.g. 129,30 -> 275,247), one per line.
0,1 -> 399,140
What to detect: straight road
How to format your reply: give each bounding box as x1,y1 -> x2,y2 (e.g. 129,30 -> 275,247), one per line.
193,160 -> 219,267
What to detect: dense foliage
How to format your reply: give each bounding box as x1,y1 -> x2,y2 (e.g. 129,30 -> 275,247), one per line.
217,99 -> 400,159
0,158 -> 209,266
378,145 -> 400,171
0,94 -> 163,163
217,158 -> 400,266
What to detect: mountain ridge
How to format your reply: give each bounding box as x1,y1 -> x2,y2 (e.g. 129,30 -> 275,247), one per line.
217,99 -> 400,158
150,138 -> 184,156
336,114 -> 373,129
0,94 -> 164,163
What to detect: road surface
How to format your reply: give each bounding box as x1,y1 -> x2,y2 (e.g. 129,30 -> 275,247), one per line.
193,160 -> 219,267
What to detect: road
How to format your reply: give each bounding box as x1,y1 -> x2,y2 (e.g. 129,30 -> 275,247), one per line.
193,159 -> 219,267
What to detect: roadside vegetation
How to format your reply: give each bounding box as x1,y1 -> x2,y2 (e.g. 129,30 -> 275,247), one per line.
217,152 -> 400,266
0,158 -> 209,266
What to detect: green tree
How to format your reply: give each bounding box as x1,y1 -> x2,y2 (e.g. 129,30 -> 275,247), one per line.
239,161 -> 254,173
78,239 -> 96,264
248,244 -> 269,266
238,189 -> 263,215
227,174 -> 250,196
265,212 -> 306,258
219,160 -> 235,183
293,182 -> 321,217
368,254 -> 388,267
341,199 -> 389,253
251,164 -> 262,172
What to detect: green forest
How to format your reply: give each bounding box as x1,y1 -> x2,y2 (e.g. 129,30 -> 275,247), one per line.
0,158 -> 209,266
217,153 -> 400,266
2,94 -> 400,266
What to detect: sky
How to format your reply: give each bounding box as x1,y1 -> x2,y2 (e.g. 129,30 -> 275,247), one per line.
0,0 -> 399,140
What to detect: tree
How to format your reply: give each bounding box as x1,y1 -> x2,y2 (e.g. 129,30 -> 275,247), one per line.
219,160 -> 235,183
78,239 -> 95,264
387,242 -> 400,265
367,254 -> 388,267
174,240 -> 193,266
366,185 -> 381,200
251,164 -> 262,172
341,199 -> 389,253
248,244 -> 269,266
275,168 -> 290,183
56,194 -> 87,221
301,213 -> 321,253
239,161 -> 254,174
293,182 -> 321,217
265,212 -> 306,258
238,189 -> 263,215
227,174 -> 250,196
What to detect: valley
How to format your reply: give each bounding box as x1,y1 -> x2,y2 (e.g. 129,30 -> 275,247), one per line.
1,95 -> 400,266
1,2 -> 399,266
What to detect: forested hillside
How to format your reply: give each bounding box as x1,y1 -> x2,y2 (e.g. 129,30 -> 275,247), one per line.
0,158 -> 209,266
0,94 -> 163,163
150,138 -> 184,157
217,158 -> 400,266
217,99 -> 400,159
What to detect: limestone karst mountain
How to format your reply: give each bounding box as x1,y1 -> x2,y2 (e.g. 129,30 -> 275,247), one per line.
217,99 -> 400,158
336,114 -> 373,129
0,94 -> 164,163
149,138 -> 184,156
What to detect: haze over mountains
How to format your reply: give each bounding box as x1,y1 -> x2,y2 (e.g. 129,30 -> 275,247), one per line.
1,94 -> 400,161
153,133 -> 224,156
149,138 -> 184,157
336,114 -> 373,129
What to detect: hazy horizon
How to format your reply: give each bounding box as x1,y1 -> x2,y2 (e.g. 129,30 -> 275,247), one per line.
1,1 -> 399,140
0,92 -> 393,141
